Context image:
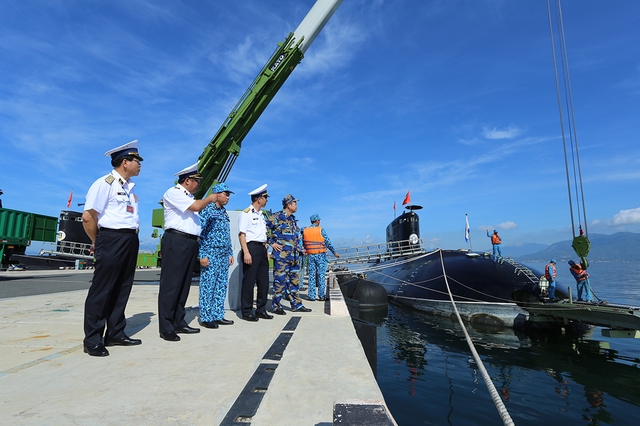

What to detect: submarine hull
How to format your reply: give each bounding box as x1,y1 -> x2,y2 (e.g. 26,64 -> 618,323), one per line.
366,249 -> 567,328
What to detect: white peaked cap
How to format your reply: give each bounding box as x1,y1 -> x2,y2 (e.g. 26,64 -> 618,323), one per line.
174,162 -> 200,178
248,184 -> 268,196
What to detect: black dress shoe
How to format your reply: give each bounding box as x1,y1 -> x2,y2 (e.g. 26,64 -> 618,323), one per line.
84,343 -> 109,357
215,318 -> 234,325
295,306 -> 312,312
242,314 -> 259,322
159,331 -> 181,341
175,326 -> 201,334
199,321 -> 219,329
104,335 -> 142,346
273,307 -> 286,315
257,312 -> 274,320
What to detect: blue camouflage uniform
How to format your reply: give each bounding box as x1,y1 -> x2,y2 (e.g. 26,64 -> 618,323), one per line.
266,210 -> 304,310
198,201 -> 233,322
303,221 -> 338,301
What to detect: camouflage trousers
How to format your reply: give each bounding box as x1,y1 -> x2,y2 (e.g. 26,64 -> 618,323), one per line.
271,249 -> 303,310
307,253 -> 328,300
199,249 -> 229,322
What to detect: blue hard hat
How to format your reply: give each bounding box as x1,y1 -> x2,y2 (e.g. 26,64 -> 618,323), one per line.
212,182 -> 233,194
551,259 -> 556,263
310,213 -> 321,223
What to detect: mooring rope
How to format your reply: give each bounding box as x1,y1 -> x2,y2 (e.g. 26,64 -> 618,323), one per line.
438,249 -> 515,426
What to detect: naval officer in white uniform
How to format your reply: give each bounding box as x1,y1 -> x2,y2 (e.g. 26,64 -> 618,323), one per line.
158,162 -> 219,342
238,184 -> 273,321
82,140 -> 143,357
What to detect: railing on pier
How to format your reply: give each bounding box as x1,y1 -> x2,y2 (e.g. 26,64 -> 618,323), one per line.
331,238 -> 427,266
38,241 -> 93,260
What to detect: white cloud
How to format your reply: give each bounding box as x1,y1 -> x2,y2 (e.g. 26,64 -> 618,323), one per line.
482,126 -> 523,140
612,207 -> 640,225
497,221 -> 518,230
427,237 -> 442,249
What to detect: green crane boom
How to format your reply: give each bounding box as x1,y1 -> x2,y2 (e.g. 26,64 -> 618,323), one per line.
193,33 -> 304,199
192,0 -> 344,198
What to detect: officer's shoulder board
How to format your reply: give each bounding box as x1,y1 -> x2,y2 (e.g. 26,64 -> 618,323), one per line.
104,175 -> 115,185
243,206 -> 252,213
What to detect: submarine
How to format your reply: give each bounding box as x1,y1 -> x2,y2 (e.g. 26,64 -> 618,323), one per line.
363,205 -> 569,329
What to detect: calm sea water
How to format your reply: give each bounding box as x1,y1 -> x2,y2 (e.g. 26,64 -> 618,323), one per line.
371,261 -> 640,425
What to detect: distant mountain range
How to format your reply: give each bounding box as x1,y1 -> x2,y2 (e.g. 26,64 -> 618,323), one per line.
510,232 -> 640,262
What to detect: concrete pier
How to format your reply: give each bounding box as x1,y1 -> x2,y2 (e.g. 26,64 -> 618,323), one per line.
0,268 -> 388,425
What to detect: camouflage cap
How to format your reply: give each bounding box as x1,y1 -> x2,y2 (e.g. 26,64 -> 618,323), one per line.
282,194 -> 299,207
212,182 -> 233,194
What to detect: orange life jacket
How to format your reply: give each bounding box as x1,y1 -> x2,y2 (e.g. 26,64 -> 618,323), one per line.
545,263 -> 557,279
303,227 -> 325,254
491,234 -> 501,245
570,264 -> 588,281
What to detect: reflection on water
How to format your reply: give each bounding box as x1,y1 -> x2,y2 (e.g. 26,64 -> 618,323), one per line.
374,304 -> 640,426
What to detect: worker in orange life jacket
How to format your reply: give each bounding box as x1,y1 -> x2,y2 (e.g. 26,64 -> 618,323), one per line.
568,260 -> 593,302
302,214 -> 340,301
486,229 -> 502,262
544,259 -> 557,299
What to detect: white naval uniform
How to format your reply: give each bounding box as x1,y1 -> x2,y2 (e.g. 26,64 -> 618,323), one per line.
85,170 -> 139,229
158,184 -> 200,334
163,184 -> 200,236
238,207 -> 267,243
83,169 -> 140,347
238,206 -> 269,316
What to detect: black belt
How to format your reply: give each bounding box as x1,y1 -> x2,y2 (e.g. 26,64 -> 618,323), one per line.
100,227 -> 138,234
165,228 -> 199,240
247,241 -> 266,246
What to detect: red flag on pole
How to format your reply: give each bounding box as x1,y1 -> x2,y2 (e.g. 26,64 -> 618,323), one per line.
393,201 -> 396,211
402,190 -> 411,205
67,189 -> 73,208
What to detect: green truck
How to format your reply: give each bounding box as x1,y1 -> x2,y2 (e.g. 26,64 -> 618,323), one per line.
0,207 -> 58,269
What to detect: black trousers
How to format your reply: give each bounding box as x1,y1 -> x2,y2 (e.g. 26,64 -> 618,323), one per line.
241,242 -> 269,316
84,230 -> 139,346
158,231 -> 198,333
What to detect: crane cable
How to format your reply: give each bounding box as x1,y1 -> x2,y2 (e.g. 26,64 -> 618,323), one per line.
546,0 -> 591,267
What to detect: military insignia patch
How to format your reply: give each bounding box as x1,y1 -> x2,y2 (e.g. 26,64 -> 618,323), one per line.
105,175 -> 115,185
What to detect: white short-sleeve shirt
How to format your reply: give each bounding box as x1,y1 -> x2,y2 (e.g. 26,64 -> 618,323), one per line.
84,170 -> 139,229
163,184 -> 200,236
238,206 -> 267,243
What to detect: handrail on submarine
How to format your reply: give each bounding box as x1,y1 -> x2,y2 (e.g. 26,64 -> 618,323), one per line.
330,238 -> 427,265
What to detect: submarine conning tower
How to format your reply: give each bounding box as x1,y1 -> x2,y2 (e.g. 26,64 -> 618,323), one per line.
386,205 -> 422,245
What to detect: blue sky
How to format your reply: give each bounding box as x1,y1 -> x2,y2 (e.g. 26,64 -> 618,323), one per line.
2,0 -> 639,253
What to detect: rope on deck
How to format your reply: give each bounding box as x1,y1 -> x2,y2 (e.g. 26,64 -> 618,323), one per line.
438,249 -> 515,426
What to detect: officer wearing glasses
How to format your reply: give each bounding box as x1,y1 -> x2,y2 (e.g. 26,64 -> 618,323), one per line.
82,140 -> 143,357
158,162 -> 219,342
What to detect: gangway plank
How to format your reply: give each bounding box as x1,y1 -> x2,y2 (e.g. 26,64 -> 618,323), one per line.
518,299 -> 640,336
